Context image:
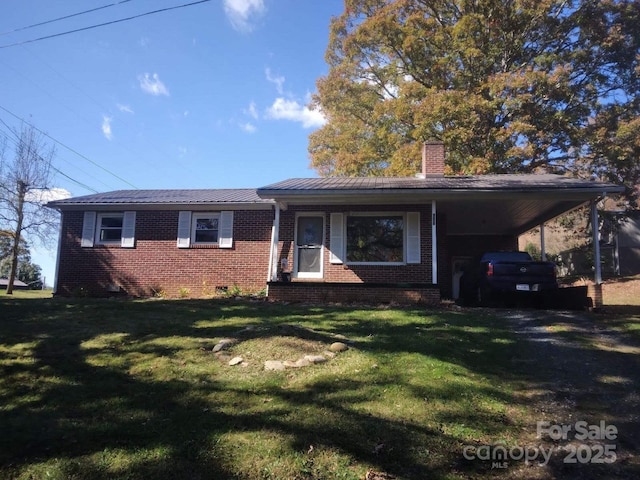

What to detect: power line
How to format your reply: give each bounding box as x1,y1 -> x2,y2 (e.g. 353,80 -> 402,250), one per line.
0,104 -> 138,189
50,166 -> 99,194
0,120 -> 99,194
0,0 -> 135,37
0,0 -> 213,49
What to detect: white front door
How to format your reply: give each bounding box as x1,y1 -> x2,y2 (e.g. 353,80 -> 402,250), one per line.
295,214 -> 324,278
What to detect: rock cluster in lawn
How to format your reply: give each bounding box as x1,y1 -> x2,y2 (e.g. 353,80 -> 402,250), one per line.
211,326 -> 351,370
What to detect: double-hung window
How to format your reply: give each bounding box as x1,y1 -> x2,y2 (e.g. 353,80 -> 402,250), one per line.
81,211 -> 136,248
192,213 -> 219,244
177,211 -> 234,248
96,213 -> 124,244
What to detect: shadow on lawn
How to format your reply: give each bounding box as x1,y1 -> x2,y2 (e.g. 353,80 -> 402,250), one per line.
0,298 -> 516,479
2,297 -> 638,478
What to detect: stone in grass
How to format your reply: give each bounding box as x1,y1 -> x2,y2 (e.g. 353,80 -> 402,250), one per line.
215,352 -> 233,362
304,355 -> 327,364
283,358 -> 311,368
264,360 -> 286,371
329,342 -> 349,353
228,356 -> 244,366
212,339 -> 235,352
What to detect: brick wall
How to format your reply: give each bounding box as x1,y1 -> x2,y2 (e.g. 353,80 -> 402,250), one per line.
57,204 -> 450,303
56,209 -> 274,297
276,204 -> 434,285
422,141 -> 445,176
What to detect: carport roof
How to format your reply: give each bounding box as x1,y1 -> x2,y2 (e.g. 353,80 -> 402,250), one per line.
257,174 -> 621,196
257,174 -> 624,236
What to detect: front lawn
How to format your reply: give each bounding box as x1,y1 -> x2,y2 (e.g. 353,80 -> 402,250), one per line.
0,296 -> 532,479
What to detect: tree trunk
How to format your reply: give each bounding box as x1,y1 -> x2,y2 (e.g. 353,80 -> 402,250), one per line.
6,181 -> 26,295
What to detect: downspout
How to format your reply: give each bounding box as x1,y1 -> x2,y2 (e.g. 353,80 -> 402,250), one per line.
431,200 -> 437,285
53,209 -> 64,295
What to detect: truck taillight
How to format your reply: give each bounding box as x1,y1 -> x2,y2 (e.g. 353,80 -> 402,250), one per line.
487,263 -> 494,276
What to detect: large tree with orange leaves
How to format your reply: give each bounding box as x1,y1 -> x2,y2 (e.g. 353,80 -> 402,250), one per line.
309,0 -> 640,202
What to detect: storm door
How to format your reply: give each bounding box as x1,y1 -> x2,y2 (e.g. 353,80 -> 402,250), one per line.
295,214 -> 324,278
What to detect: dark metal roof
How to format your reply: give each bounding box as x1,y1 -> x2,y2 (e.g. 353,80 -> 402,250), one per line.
256,174 -> 625,236
48,189 -> 273,208
257,174 -> 623,194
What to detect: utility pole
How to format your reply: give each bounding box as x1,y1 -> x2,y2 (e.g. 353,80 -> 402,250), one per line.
6,180 -> 26,295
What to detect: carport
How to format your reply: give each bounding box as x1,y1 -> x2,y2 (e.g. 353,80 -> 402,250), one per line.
434,174 -> 625,303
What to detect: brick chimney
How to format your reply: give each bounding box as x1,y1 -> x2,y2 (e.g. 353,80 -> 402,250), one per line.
419,141 -> 445,177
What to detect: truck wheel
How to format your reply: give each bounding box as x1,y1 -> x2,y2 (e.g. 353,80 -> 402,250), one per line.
478,287 -> 493,307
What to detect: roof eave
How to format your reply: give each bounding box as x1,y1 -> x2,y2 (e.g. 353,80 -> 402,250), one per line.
47,200 -> 275,211
256,185 -> 625,204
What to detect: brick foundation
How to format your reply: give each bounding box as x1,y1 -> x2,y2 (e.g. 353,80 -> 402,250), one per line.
267,282 -> 441,305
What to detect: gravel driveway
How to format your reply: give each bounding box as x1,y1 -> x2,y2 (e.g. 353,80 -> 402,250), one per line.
498,308 -> 640,479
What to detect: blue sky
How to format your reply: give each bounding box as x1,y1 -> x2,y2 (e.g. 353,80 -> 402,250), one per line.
0,0 -> 344,284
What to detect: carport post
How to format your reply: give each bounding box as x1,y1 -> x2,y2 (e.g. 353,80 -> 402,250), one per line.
591,199 -> 604,307
591,200 -> 602,284
268,203 -> 281,282
432,200 -> 437,284
539,223 -> 547,261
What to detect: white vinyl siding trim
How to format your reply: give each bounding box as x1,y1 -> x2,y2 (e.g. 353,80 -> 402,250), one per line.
177,211 -> 192,248
81,211 -> 96,248
121,211 -> 136,248
218,211 -> 234,248
329,212 -> 344,264
406,212 -> 420,264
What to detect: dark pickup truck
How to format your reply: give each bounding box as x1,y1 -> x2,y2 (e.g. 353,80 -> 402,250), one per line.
459,251 -> 558,305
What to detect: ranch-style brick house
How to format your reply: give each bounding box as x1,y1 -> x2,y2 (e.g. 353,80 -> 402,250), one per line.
47,143 -> 624,303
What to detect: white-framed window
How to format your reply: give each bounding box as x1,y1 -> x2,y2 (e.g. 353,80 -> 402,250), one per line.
177,211 -> 234,248
192,212 -> 220,244
81,211 -> 136,248
96,213 -> 124,244
330,211 -> 420,265
346,213 -> 404,264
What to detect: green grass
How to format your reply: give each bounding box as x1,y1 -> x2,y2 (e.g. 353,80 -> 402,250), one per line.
0,297 -> 533,479
0,288 -> 53,299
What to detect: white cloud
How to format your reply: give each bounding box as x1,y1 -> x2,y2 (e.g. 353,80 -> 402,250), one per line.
26,188 -> 72,204
266,98 -> 326,129
244,101 -> 259,119
265,68 -> 285,94
102,116 -> 113,140
138,73 -> 170,96
224,0 -> 265,32
240,122 -> 257,133
117,104 -> 134,114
